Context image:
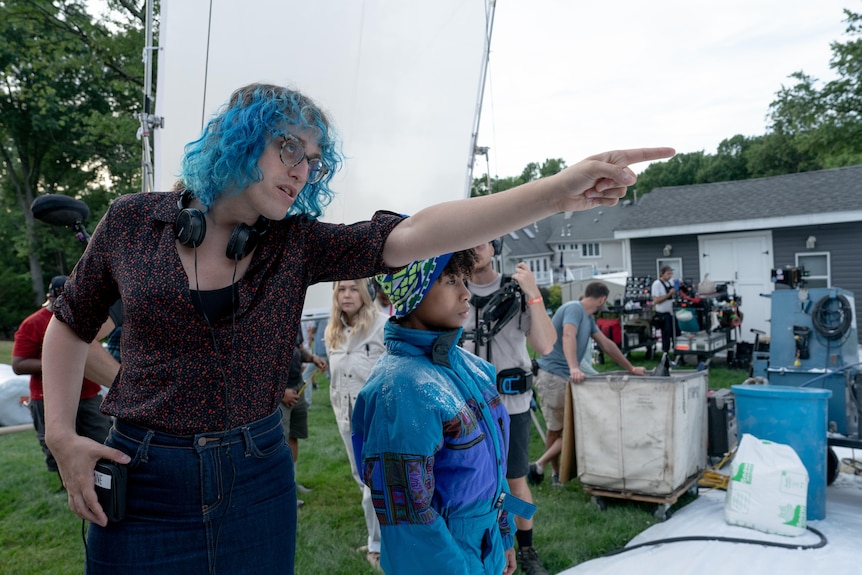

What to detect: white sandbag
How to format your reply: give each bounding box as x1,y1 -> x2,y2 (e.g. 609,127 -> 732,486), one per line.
725,433 -> 808,536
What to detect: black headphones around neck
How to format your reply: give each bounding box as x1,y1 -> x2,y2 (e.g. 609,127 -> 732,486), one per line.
175,189 -> 271,260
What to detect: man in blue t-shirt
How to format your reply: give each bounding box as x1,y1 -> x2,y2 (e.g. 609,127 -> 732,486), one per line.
529,282 -> 645,485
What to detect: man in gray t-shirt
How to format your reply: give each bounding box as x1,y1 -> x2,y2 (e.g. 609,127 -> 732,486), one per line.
530,282 -> 645,486
537,300 -> 598,381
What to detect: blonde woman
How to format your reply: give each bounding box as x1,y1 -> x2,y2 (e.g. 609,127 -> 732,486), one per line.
325,277 -> 387,569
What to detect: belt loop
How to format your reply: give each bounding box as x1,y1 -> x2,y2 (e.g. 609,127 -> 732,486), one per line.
139,430 -> 154,463
241,426 -> 253,457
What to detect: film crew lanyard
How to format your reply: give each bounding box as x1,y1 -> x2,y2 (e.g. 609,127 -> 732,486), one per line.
433,330 -> 536,521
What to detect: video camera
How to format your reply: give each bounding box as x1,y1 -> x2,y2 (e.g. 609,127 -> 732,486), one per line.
462,276 -> 524,347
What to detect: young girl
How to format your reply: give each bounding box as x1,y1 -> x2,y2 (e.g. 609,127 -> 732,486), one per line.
325,278 -> 387,569
353,251 -> 521,575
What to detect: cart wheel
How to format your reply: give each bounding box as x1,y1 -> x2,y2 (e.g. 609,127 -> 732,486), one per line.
827,447 -> 840,486
653,503 -> 672,521
591,496 -> 607,512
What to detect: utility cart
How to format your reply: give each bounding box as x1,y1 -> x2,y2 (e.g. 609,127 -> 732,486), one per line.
672,282 -> 742,363
570,370 -> 709,521
595,276 -> 658,362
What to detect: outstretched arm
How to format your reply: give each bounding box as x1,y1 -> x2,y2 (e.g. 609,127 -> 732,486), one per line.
382,147 -> 674,267
593,331 -> 646,375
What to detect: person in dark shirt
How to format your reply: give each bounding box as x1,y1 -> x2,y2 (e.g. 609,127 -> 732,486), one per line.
41,81 -> 673,574
280,331 -> 325,508
11,276 -> 112,482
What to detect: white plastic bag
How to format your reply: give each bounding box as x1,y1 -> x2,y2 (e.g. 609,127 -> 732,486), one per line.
699,273 -> 716,294
724,433 -> 808,536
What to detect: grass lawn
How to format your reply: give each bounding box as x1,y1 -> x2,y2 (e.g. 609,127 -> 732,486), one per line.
0,339 -> 750,575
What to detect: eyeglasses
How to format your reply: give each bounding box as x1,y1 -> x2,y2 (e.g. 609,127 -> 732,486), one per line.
279,134 -> 329,185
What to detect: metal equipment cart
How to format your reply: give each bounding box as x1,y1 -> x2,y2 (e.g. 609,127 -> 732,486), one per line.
595,276 -> 657,362
672,284 -> 741,363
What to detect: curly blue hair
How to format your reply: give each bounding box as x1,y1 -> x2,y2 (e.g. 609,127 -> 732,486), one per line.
179,83 -> 342,219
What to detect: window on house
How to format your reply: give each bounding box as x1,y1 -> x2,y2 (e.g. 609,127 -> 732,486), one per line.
581,243 -> 600,258
657,258 -> 682,281
796,252 -> 830,288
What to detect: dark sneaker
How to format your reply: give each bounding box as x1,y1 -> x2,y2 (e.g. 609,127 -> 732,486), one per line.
516,546 -> 549,575
551,473 -> 562,487
526,463 -> 544,486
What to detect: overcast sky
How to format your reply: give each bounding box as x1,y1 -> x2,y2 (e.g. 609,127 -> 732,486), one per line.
477,0 -> 849,178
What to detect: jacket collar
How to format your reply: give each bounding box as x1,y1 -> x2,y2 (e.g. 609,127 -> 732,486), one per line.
384,320 -> 463,369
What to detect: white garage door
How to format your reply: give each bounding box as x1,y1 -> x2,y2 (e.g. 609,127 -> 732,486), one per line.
698,232 -> 774,342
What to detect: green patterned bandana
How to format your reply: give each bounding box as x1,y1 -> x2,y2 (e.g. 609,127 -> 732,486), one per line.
375,253 -> 454,319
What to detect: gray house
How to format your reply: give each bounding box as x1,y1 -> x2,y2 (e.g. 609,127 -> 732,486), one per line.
497,205 -> 632,285
614,165 -> 862,340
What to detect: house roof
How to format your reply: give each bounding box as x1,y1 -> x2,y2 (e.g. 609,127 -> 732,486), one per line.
500,204 -> 630,258
616,165 -> 862,239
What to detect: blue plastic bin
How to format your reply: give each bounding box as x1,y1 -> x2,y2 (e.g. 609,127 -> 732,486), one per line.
732,384 -> 832,520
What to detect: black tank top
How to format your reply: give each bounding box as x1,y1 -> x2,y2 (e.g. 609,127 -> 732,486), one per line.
190,284 -> 237,323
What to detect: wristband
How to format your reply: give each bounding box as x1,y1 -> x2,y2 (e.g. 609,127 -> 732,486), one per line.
527,296 -> 543,305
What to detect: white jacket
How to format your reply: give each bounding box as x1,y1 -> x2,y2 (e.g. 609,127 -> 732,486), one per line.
329,311 -> 388,433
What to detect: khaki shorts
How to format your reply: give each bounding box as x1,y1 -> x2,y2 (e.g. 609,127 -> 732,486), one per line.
535,369 -> 569,432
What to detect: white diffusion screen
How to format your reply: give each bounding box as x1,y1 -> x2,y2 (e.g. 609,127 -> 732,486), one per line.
155,0 -> 492,309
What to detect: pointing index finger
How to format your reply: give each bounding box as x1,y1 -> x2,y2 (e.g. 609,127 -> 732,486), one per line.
589,147 -> 676,168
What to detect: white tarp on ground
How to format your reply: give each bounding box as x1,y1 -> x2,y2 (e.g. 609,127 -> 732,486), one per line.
560,452 -> 862,575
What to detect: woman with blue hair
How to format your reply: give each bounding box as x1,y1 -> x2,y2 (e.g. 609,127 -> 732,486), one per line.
41,81 -> 673,574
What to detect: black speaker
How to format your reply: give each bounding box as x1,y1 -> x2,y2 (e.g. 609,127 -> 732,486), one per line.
175,190 -> 270,260
491,238 -> 501,256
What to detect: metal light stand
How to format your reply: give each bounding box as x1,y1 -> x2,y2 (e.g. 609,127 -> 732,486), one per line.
136,0 -> 163,194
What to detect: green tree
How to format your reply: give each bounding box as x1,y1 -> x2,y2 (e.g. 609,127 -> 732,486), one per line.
632,7 -> 862,196
471,157 -> 566,197
0,0 -> 148,327
767,7 -> 862,168
630,151 -> 707,197
544,284 -> 562,314
697,135 -> 754,183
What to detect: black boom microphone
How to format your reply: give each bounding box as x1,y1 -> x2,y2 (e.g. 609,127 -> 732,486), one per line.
30,194 -> 91,245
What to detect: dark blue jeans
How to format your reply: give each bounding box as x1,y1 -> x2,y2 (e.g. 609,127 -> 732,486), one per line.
656,312 -> 679,353
87,410 -> 296,575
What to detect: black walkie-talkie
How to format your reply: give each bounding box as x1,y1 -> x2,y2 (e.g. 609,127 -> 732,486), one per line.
94,459 -> 127,522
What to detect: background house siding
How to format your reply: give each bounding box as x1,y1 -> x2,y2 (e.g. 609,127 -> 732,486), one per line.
630,235 -> 701,283
772,222 -> 862,320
